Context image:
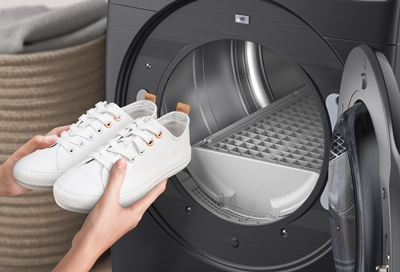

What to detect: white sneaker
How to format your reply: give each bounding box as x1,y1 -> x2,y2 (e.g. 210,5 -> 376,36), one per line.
13,100 -> 157,190
53,111 -> 191,213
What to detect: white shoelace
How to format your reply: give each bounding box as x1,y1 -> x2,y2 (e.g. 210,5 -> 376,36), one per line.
57,102 -> 122,153
92,117 -> 162,171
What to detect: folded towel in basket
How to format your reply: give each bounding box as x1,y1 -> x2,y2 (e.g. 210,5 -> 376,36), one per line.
0,0 -> 107,54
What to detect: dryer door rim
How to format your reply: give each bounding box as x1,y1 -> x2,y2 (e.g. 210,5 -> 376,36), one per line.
330,44 -> 400,271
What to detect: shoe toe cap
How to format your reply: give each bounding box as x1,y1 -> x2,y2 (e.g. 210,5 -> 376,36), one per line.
13,150 -> 60,188
56,167 -> 104,197
54,166 -> 104,213
15,149 -> 58,174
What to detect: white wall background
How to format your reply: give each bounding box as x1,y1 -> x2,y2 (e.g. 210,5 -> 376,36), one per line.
0,0 -> 106,9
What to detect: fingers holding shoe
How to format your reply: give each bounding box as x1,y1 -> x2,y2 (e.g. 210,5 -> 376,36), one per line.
0,126 -> 70,196
8,125 -> 69,165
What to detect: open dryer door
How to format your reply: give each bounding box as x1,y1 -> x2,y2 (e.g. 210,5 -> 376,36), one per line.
329,45 -> 400,272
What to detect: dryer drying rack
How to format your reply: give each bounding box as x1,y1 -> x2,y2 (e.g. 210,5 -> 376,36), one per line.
185,87 -> 325,224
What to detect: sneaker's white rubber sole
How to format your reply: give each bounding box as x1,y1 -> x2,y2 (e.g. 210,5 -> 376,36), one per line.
14,169 -> 61,190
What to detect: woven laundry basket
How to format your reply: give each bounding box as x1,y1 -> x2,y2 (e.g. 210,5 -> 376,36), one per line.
0,35 -> 106,271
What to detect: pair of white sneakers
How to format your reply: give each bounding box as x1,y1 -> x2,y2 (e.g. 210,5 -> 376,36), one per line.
13,95 -> 191,213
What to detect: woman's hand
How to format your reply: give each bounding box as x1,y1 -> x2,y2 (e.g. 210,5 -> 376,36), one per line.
0,126 -> 69,196
53,158 -> 167,272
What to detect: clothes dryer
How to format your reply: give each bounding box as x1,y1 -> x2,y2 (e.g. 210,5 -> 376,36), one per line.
105,0 -> 400,271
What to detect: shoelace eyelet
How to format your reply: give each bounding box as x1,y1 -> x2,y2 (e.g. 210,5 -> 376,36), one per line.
79,142 -> 85,147
139,150 -> 145,156
88,135 -> 94,141
146,139 -> 154,147
96,128 -> 103,134
114,115 -> 122,121
155,131 -> 163,139
130,157 -> 135,162
69,149 -> 75,154
104,122 -> 112,128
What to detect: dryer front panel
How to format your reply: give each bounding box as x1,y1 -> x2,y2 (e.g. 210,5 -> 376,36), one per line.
113,0 -> 345,271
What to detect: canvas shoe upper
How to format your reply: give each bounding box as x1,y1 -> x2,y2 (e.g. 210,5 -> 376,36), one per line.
13,100 -> 157,190
53,111 -> 191,213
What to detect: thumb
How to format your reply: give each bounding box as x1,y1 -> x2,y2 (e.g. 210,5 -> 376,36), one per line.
100,158 -> 127,202
10,135 -> 58,163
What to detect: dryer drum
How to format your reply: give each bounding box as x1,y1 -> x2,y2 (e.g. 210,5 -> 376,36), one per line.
163,40 -> 324,224
111,0 -> 345,271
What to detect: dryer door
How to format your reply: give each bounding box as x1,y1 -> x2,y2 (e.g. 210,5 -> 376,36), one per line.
329,45 -> 400,272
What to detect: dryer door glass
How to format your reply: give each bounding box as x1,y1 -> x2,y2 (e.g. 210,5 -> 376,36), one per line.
329,102 -> 383,272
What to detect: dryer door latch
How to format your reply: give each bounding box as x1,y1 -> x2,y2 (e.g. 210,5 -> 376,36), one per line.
376,265 -> 389,272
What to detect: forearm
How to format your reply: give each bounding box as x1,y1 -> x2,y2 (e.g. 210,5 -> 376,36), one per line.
52,232 -> 102,272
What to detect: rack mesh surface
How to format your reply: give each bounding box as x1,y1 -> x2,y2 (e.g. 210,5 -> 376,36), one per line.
206,91 -> 324,172
330,130 -> 347,161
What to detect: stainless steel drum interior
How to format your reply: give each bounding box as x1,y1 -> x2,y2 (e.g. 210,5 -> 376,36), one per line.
160,39 -> 324,225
